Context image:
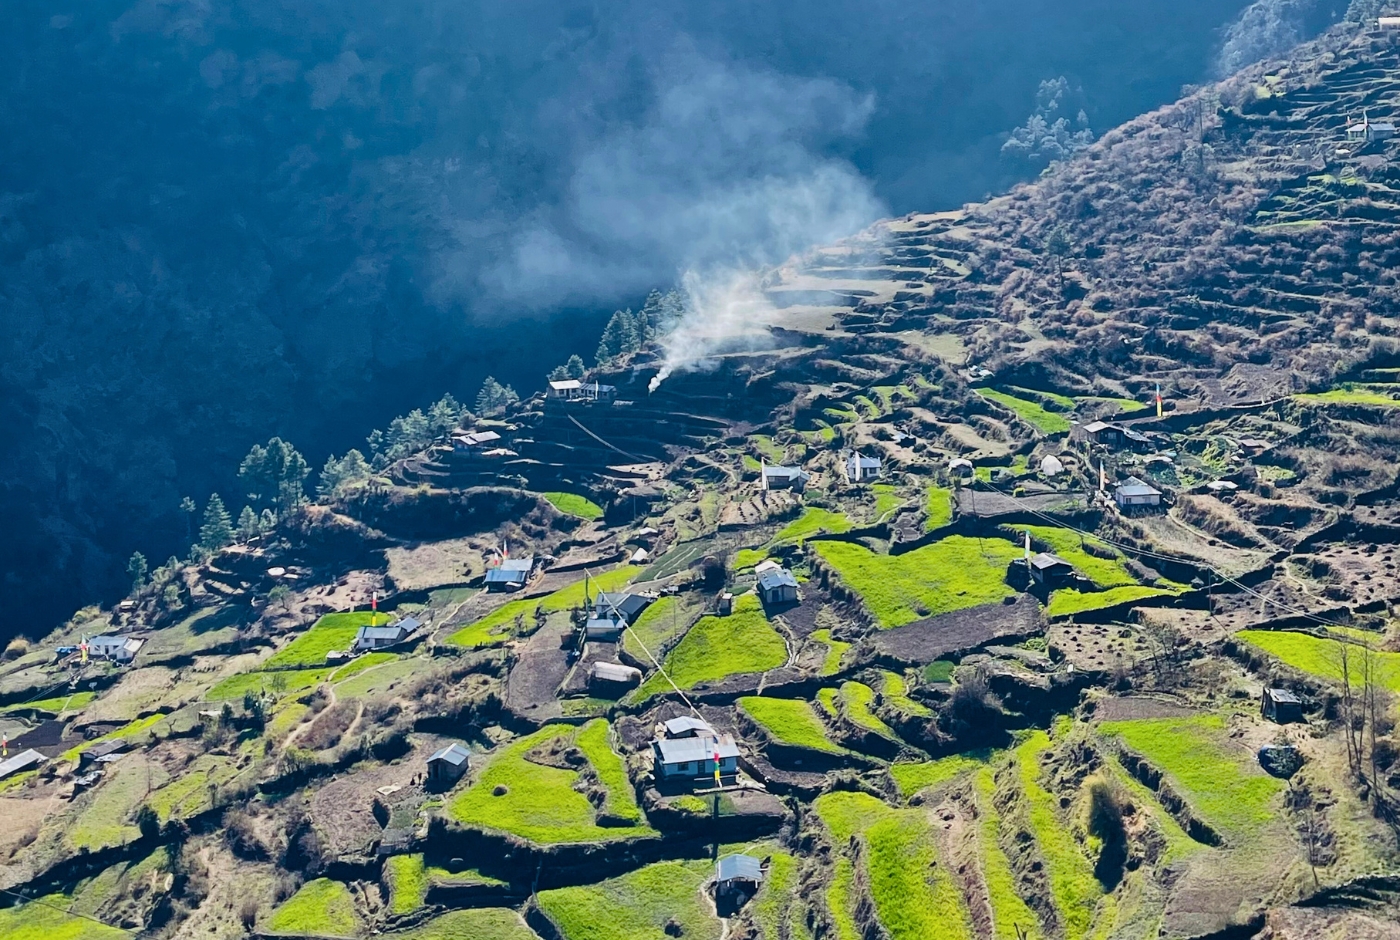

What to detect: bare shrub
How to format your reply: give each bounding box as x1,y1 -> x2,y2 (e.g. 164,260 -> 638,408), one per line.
239,897 -> 260,932
3,638 -> 30,661
301,699 -> 358,751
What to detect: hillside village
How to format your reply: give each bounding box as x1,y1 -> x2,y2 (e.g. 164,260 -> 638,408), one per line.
7,14 -> 1400,940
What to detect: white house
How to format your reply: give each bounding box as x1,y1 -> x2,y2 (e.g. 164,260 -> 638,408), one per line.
86,635 -> 144,663
548,380 -> 617,403
761,464 -> 809,492
844,452 -> 882,484
652,734 -> 740,782
1114,477 -> 1163,512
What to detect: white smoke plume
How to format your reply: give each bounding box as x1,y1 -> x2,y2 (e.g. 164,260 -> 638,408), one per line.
489,45 -> 885,386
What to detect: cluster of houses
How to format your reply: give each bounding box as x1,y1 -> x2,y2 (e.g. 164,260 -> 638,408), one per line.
759,450 -> 884,494
484,557 -> 535,592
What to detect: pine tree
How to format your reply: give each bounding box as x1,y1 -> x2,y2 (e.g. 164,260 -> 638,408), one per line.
127,552 -> 148,594
565,354 -> 586,379
427,394 -> 465,437
258,508 -> 277,535
199,494 -> 234,550
596,309 -> 638,364
238,438 -> 309,511
548,364 -> 570,381
237,506 -> 258,542
475,377 -> 518,416
179,496 -> 197,542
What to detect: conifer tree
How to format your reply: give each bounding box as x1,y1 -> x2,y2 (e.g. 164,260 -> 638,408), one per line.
199,494 -> 234,550
127,552 -> 148,593
565,354 -> 586,379
237,505 -> 258,542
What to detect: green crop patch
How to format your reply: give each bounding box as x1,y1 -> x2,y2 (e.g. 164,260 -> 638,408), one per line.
733,548 -> 769,570
1098,714 -> 1285,838
1014,732 -> 1100,940
1046,586 -> 1175,618
62,712 -> 168,763
814,536 -> 1021,629
0,894 -> 126,940
879,670 -> 932,717
976,389 -> 1071,435
827,859 -> 862,940
623,596 -> 691,659
574,720 -> 646,824
1294,385 -> 1400,407
872,484 -> 903,522
205,667 -> 333,702
2,691 -> 97,716
810,629 -> 850,676
387,909 -> 539,940
924,484 -> 953,531
740,696 -> 847,754
889,751 -> 994,798
448,566 -> 638,648
633,593 -> 786,698
147,754 -> 245,822
751,851 -> 808,940
814,791 -> 972,940
543,492 -> 605,519
774,507 -> 853,545
1004,526 -> 1138,589
537,859 -> 719,940
972,769 -> 1045,939
385,853 -> 430,915
838,681 -> 895,738
330,651 -> 397,682
1238,630 -> 1400,693
267,878 -> 359,937
264,611 -> 386,669
449,724 -> 655,845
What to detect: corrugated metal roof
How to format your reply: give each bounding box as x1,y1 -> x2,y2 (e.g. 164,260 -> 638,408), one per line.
1030,552 -> 1072,571
663,716 -> 715,738
757,569 -> 798,592
1116,476 -> 1161,497
357,625 -> 407,641
717,854 -> 764,883
592,662 -> 642,683
0,749 -> 44,779
653,735 -> 739,764
595,592 -> 649,620
428,743 -> 471,766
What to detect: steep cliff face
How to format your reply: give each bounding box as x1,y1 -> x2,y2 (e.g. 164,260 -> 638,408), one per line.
0,0 -> 1273,636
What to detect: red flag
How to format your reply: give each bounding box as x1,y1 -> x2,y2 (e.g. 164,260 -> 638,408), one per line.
713,741 -> 722,787
371,591 -> 378,612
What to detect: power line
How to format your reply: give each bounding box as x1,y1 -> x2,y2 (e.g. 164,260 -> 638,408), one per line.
1,886 -> 139,937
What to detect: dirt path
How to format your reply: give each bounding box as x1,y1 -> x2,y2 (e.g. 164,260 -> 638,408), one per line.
280,682 -> 337,753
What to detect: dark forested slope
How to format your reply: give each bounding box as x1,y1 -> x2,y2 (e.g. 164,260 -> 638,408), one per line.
1,0 -> 1292,636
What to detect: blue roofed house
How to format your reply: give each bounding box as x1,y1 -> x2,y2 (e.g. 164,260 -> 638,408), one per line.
485,557 -> 534,592
652,733 -> 740,784
594,592 -> 650,622
353,615 -> 421,653
755,563 -> 799,606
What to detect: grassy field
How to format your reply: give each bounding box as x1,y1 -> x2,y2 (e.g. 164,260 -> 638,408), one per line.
622,596 -> 689,658
733,547 -> 768,569
925,485 -> 954,531
740,696 -> 846,754
879,670 -> 932,718
1098,714 -> 1284,838
266,878 -> 359,937
872,484 -> 903,521
1238,630 -> 1400,693
62,712 -> 169,762
205,667 -> 333,702
973,768 -> 1045,940
447,566 -> 638,648
1006,526 -> 1138,588
385,853 -> 429,915
1046,586 -> 1175,618
814,791 -> 972,940
1014,732 -> 1100,940
1,691 -> 97,716
449,725 -> 654,844
827,859 -> 861,940
537,859 -> 719,940
329,651 -> 397,682
889,751 -> 994,799
574,720 -> 645,824
774,507 -> 853,545
977,389 -> 1072,435
810,629 -> 850,676
147,754 -> 246,822
543,492 -> 605,520
387,909 -> 539,940
0,894 -> 126,940
1294,385 -> 1400,406
263,611 -> 384,669
633,594 -> 786,698
750,851 -> 810,940
814,536 -> 1021,629
839,681 -> 895,738
816,686 -> 839,718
